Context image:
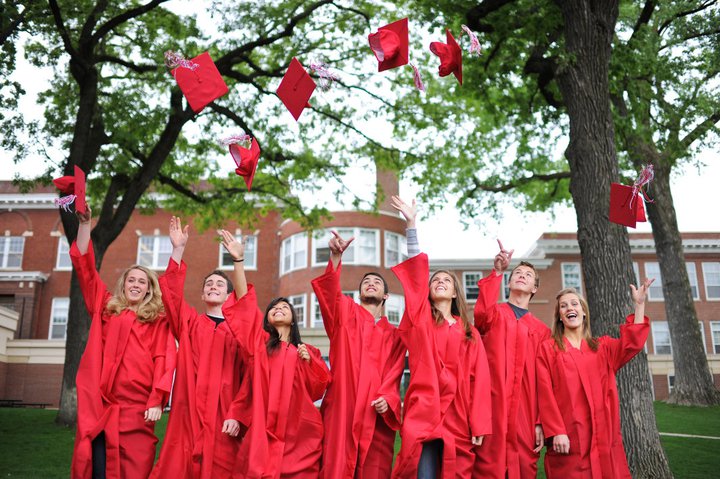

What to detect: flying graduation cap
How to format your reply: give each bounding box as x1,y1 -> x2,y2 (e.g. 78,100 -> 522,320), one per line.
430,29 -> 463,85
368,18 -> 409,72
166,51 -> 229,113
52,165 -> 87,214
276,58 -> 317,121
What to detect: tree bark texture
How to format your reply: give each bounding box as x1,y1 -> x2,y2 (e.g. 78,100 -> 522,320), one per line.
552,0 -> 672,477
645,161 -> 720,406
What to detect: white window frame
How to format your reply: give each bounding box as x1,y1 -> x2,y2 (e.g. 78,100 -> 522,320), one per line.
219,234 -> 257,270
311,291 -> 357,329
463,272 -> 483,302
645,262 -> 664,301
702,262 -> 720,301
686,263 -> 700,301
667,374 -> 675,394
311,228 -> 380,268
651,321 -> 672,355
55,236 -> 72,270
280,233 -> 308,275
287,294 -> 306,328
698,321 -> 707,354
711,321 -> 720,354
384,231 -> 407,268
137,235 -> 172,270
500,271 -> 511,302
561,262 -> 583,294
385,293 -> 405,326
0,236 -> 24,269
48,297 -> 69,340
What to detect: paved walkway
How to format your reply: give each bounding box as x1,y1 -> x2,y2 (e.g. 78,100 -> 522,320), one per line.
659,432 -> 720,440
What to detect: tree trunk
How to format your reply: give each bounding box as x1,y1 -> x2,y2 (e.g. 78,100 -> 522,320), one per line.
645,161 -> 720,405
55,272 -> 90,426
553,0 -> 672,477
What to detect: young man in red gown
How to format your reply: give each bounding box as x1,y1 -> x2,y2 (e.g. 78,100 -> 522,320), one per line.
151,217 -> 245,479
473,240 -> 551,478
311,230 -> 406,478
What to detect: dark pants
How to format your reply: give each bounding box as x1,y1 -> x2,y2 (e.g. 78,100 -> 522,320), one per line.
417,439 -> 443,479
92,431 -> 106,479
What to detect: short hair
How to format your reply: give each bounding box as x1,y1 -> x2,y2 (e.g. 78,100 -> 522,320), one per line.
358,272 -> 389,295
511,261 -> 540,289
202,270 -> 234,294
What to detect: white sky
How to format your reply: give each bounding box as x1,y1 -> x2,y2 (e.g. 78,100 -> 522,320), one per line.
3,5 -> 718,260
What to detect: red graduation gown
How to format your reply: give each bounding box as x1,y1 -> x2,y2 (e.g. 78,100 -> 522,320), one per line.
391,254 -> 492,479
224,285 -> 331,478
150,259 -> 245,479
537,315 -> 649,479
311,260 -> 406,479
473,272 -> 550,479
70,241 -> 176,479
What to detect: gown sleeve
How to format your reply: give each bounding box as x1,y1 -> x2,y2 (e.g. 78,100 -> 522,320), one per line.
69,239 -> 110,318
469,330 -> 492,437
375,331 -> 407,431
311,260 -> 356,339
536,341 -> 567,439
146,317 -> 176,408
223,285 -> 268,358
473,272 -> 503,334
158,258 -> 199,339
301,344 -> 331,402
601,314 -> 650,372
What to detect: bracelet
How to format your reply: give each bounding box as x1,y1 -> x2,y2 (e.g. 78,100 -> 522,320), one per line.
232,258 -> 244,263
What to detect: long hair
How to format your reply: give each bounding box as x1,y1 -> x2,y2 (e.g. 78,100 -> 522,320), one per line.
429,270 -> 474,341
552,288 -> 598,352
263,297 -> 302,354
106,265 -> 164,323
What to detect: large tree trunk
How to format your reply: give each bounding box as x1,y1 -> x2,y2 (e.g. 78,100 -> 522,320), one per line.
646,161 -> 720,405
553,0 -> 672,477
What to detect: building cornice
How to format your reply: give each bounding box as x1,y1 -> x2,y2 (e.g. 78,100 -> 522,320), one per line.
430,258 -> 554,271
528,237 -> 720,257
0,194 -> 57,210
0,271 -> 49,282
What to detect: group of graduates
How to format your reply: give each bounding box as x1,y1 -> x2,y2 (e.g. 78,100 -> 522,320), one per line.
69,194 -> 654,479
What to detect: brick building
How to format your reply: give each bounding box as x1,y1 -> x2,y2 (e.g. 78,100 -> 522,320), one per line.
1,181 -> 718,406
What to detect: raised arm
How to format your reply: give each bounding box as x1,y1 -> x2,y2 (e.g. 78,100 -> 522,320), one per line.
220,230 -> 248,299
473,239 -> 512,333
630,277 -> 654,324
159,217 -> 195,338
329,229 -> 354,269
169,216 -> 189,264
75,207 -> 92,255
604,278 -> 655,371
390,196 -> 420,257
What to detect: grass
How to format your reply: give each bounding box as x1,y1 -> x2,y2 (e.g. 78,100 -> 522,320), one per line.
0,403 -> 718,478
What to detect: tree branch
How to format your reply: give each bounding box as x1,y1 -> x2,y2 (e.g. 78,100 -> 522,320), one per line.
91,0 -> 170,44
95,54 -> 158,73
678,111 -> 720,151
462,170 -> 571,200
658,0 -> 717,36
207,103 -> 258,143
215,0 -> 334,70
0,8 -> 27,45
630,0 -> 656,41
48,0 -> 80,58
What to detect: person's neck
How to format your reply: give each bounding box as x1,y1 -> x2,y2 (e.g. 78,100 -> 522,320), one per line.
360,301 -> 384,320
205,304 -> 223,317
276,325 -> 291,342
564,328 -> 583,349
434,299 -> 455,324
508,291 -> 531,309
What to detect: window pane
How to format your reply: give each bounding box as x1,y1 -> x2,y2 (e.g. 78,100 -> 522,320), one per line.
50,298 -> 69,340
0,237 -> 25,268
645,263 -> 664,300
56,237 -> 72,269
358,230 -> 377,264
293,234 -> 307,269
137,237 -> 154,267
464,272 -> 482,301
288,295 -> 305,326
221,235 -> 257,268
703,263 -> 720,300
385,294 -> 405,326
711,322 -> 720,354
312,295 -> 323,328
562,263 -> 582,294
652,322 -> 672,355
686,263 -> 699,300
156,237 -> 172,267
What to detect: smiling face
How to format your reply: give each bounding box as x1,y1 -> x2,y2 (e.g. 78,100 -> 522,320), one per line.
359,273 -> 388,306
429,271 -> 457,301
509,264 -> 538,296
266,300 -> 294,328
201,274 -> 230,306
123,268 -> 150,306
557,292 -> 587,332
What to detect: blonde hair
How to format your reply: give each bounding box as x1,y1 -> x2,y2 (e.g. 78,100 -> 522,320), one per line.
552,288 -> 598,352
106,265 -> 164,323
429,270 -> 474,341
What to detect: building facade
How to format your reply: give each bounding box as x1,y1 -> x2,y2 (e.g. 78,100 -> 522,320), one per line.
1,182 -> 718,406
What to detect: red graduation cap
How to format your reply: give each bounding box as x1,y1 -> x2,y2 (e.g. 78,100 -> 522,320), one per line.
430,29 -> 463,85
609,183 -> 646,228
230,138 -> 261,191
52,165 -> 87,214
368,18 -> 409,72
276,58 -> 316,121
169,51 -> 229,113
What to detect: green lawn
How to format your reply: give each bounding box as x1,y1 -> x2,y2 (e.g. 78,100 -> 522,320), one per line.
1,403 -> 718,478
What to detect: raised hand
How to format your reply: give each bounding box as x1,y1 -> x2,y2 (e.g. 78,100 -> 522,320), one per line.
220,229 -> 245,261
390,195 -> 417,228
75,206 -> 92,255
630,277 -> 654,305
329,230 -> 355,255
76,205 -> 92,225
297,343 -> 311,362
494,239 -> 514,273
169,216 -> 189,250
